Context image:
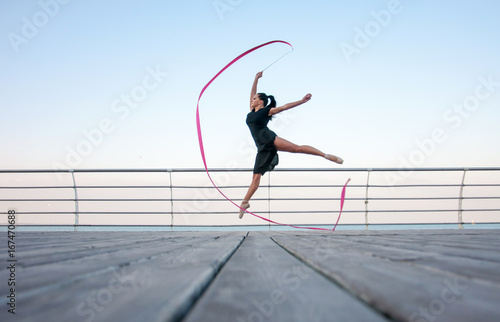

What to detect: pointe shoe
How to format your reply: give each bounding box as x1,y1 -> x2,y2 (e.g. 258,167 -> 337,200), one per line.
325,154 -> 344,164
239,201 -> 250,219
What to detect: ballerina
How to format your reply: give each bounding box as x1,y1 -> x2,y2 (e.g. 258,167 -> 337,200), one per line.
239,71 -> 343,218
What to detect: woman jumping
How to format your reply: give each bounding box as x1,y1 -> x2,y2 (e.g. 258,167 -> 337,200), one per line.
239,71 -> 344,218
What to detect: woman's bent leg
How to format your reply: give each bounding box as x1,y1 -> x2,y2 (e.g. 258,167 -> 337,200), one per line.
274,137 -> 323,156
274,137 -> 343,164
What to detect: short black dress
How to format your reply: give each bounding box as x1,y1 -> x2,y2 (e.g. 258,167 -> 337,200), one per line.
246,106 -> 279,175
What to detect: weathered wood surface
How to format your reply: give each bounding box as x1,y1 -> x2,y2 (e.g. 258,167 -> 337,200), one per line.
184,232 -> 386,322
0,229 -> 499,322
271,229 -> 500,322
0,232 -> 245,322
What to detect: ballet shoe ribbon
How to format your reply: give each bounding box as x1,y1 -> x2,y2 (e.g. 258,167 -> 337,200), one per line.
196,40 -> 349,231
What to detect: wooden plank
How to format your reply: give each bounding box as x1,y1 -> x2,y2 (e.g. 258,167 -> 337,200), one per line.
278,230 -> 500,261
272,231 -> 500,322
368,231 -> 500,257
13,232 -> 198,266
1,232 -> 238,296
358,234 -> 500,263
184,232 -> 387,322
8,231 -> 218,254
1,232 -> 245,322
315,233 -> 500,283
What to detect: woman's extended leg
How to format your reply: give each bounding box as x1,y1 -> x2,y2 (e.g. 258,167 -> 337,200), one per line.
239,173 -> 262,218
274,137 -> 343,164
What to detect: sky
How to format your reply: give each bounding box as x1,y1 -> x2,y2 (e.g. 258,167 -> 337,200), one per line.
1,0 -> 499,226
1,0 -> 500,171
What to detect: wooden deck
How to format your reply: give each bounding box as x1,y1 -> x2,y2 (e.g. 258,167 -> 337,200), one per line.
1,229 -> 499,321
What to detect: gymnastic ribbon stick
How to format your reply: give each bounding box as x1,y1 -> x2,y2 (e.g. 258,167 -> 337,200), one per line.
196,40 -> 350,231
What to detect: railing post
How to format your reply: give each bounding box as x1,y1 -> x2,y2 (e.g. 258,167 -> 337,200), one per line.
168,169 -> 174,231
458,169 -> 468,229
365,170 -> 371,230
268,173 -> 271,231
70,170 -> 79,231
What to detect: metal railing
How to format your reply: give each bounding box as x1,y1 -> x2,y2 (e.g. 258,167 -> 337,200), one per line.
1,168 -> 499,230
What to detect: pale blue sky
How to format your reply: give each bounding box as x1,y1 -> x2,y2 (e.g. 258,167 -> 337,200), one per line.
2,0 -> 500,171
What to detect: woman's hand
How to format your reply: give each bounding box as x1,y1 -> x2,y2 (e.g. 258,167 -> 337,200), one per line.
302,93 -> 312,104
251,71 -> 263,108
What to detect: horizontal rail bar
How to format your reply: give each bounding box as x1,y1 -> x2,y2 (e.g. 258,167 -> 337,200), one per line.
2,184 -> 500,189
1,167 -> 500,173
5,209 -> 498,215
6,223 -> 499,228
3,196 -> 499,202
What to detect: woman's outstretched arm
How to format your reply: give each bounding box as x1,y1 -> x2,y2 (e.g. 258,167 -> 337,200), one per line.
250,71 -> 263,109
269,93 -> 312,116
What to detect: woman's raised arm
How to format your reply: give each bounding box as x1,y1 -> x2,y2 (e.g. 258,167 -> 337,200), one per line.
269,93 -> 312,116
250,71 -> 263,108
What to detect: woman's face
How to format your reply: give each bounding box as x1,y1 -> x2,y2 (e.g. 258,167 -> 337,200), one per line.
251,94 -> 263,109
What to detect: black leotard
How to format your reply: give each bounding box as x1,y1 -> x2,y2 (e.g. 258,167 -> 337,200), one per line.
246,106 -> 279,175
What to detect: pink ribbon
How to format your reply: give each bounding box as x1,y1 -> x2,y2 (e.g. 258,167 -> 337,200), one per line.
196,40 -> 349,231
